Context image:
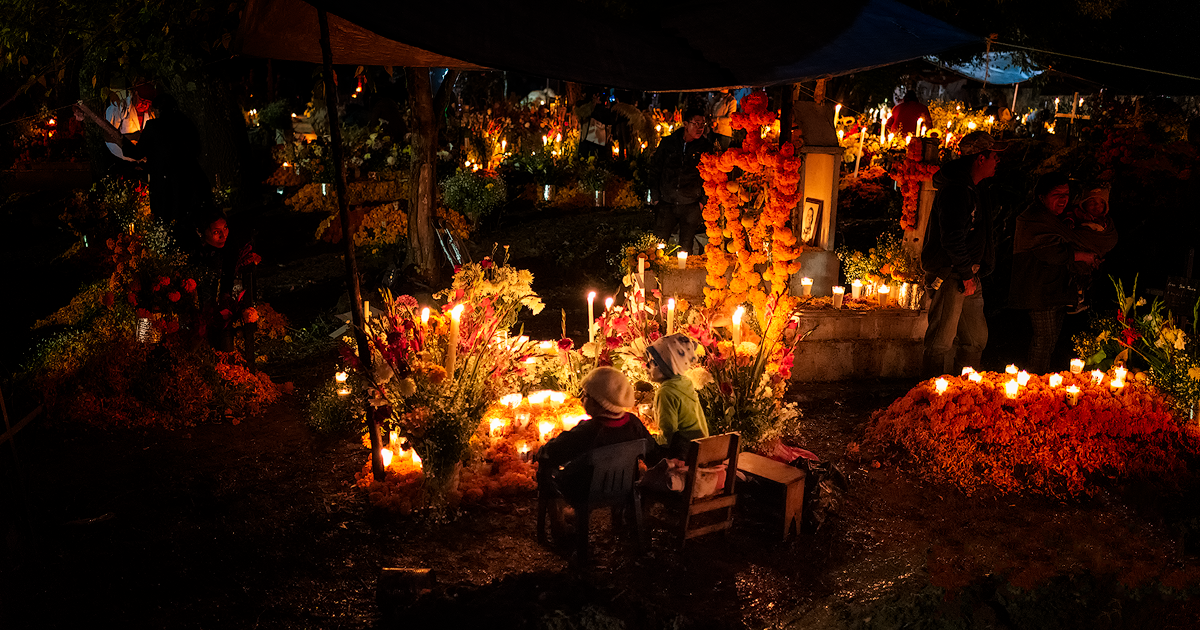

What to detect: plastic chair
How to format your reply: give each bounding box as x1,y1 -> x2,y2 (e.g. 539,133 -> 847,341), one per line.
643,432 -> 740,548
536,439 -> 646,562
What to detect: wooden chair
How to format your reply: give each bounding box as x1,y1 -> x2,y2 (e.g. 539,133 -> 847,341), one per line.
644,432 -> 741,548
536,439 -> 646,562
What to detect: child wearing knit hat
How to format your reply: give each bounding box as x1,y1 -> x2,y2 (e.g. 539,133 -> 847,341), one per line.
537,367 -> 658,505
646,333 -> 709,454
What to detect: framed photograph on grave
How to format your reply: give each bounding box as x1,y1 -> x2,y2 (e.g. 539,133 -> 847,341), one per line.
801,198 -> 823,246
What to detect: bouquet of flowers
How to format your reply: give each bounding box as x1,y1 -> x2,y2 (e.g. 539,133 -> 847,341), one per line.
836,230 -> 921,287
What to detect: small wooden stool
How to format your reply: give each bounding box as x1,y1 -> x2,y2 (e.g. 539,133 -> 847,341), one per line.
737,452 -> 806,539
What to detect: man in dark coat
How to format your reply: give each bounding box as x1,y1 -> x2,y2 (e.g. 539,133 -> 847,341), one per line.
921,131 -> 1004,377
650,107 -> 717,255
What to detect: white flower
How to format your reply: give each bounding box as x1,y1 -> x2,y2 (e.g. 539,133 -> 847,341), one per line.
685,366 -> 714,389
386,156 -> 397,166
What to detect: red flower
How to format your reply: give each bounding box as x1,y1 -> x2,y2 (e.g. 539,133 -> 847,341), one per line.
127,292 -> 138,306
606,336 -> 621,349
557,337 -> 573,350
183,279 -> 197,293
243,307 -> 259,324
480,257 -> 493,269
1121,327 -> 1140,346
719,381 -> 734,396
102,292 -> 115,307
159,276 -> 171,287
136,308 -> 152,319
167,291 -> 181,302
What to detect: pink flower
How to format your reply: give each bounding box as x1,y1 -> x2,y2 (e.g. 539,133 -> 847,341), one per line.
557,337 -> 574,350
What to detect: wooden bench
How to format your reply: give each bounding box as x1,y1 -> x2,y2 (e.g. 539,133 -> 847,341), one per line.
737,452 -> 806,539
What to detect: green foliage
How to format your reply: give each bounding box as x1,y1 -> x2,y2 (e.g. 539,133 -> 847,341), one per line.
440,168 -> 506,221
836,230 -> 920,284
306,380 -> 365,436
577,157 -> 611,192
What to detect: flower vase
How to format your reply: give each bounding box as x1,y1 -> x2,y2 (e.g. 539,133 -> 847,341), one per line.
423,460 -> 462,514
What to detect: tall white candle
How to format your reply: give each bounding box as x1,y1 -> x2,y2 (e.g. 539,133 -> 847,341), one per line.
677,251 -> 688,269
732,306 -> 744,348
445,304 -> 464,377
587,291 -> 596,343
831,286 -> 845,309
853,127 -> 866,176
605,297 -> 613,312
420,306 -> 430,326
637,256 -> 646,304
877,284 -> 891,308
851,279 -> 863,299
666,298 -> 675,336
800,277 -> 813,296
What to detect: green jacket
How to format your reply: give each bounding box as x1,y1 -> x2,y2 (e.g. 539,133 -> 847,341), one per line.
655,375 -> 709,451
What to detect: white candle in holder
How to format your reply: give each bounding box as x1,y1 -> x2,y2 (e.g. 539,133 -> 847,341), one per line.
801,277 -> 813,296
445,304 -> 464,377
1048,373 -> 1063,388
677,251 -> 688,269
851,279 -> 863,299
420,307 -> 430,326
666,298 -> 676,336
1065,385 -> 1081,406
587,291 -> 596,343
1091,369 -> 1104,384
1070,358 -> 1084,374
877,284 -> 890,307
831,286 -> 845,309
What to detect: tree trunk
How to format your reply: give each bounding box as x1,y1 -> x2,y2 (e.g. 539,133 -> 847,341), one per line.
406,68 -> 442,286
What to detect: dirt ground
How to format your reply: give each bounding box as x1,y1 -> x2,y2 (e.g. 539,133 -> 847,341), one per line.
5,200 -> 1200,629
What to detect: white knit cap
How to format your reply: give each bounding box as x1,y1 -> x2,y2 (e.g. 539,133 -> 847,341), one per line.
648,333 -> 697,378
581,366 -> 635,414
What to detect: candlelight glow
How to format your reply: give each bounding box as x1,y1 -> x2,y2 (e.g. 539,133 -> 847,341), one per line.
518,443 -> 530,456
1006,364 -> 1019,375
500,393 -> 523,407
528,390 -> 552,405
968,372 -> 983,383
1091,369 -> 1104,384
832,286 -> 845,295
337,387 -> 351,396
677,251 -> 688,268
489,417 -> 506,436
562,415 -> 586,431
605,297 -> 614,311
549,391 -> 567,404
801,277 -> 813,286
1005,380 -> 1019,398
1113,366 -> 1128,382
421,307 -> 430,325
1070,358 -> 1085,373
732,306 -> 745,326
538,421 -> 555,442
335,371 -> 348,383
380,448 -> 393,467
961,367 -> 975,375
539,340 -> 555,350
1111,379 -> 1125,391
935,378 -> 948,394
1049,373 -> 1063,388
1017,370 -> 1031,386
450,304 -> 464,322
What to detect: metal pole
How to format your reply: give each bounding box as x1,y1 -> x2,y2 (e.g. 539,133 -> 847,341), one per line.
318,9 -> 384,480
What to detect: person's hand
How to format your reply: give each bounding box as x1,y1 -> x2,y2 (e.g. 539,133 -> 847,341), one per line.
1074,251 -> 1097,266
962,278 -> 977,296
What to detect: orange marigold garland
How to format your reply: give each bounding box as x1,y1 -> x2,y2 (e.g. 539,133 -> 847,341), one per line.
700,91 -> 804,313
863,369 -> 1199,497
888,141 -> 940,230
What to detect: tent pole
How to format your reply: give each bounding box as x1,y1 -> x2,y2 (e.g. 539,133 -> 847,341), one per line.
318,8 -> 384,480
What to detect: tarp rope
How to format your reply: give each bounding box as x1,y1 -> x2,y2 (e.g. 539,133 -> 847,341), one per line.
993,41 -> 1200,83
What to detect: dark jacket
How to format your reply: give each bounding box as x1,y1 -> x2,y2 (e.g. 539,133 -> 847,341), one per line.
921,156 -> 996,285
650,128 -> 716,205
536,412 -> 657,501
1008,201 -> 1119,309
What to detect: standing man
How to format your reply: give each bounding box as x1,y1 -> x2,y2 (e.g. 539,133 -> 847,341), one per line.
888,90 -> 933,136
651,107 -> 717,255
921,131 -> 1006,377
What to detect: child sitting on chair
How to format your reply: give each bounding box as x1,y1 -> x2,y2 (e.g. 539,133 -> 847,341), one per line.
647,333 -> 710,456
537,367 -> 658,504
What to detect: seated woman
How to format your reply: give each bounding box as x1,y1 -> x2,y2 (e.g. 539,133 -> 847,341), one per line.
537,367 -> 658,505
191,211 -> 258,352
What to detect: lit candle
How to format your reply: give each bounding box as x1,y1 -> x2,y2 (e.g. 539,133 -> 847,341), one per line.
1113,366 -> 1127,382
877,284 -> 890,308
389,430 -> 398,447
801,277 -> 813,296
518,442 -> 531,461
1048,373 -> 1063,388
605,296 -> 614,312
732,306 -> 745,347
916,117 -> 924,138
420,307 -> 430,326
1065,385 -> 1081,406
637,255 -> 646,293
500,393 -> 523,408
677,251 -> 688,269
445,304 -> 464,377
1070,358 -> 1084,374
1017,370 -> 1030,386
831,286 -> 845,309
1006,364 -> 1019,375
851,279 -> 863,299
562,415 -> 585,431
489,418 -> 506,437
380,448 -> 393,468
335,371 -> 348,383
935,378 -> 948,394
538,421 -> 555,442
961,367 -> 975,375
528,390 -> 551,406
1090,369 -> 1104,384
1111,379 -> 1125,392
666,298 -> 676,336
587,291 -> 596,343
363,300 -> 370,322
1005,380 -> 1019,398
853,127 -> 866,176
834,103 -> 841,125
549,391 -> 567,404
968,372 -> 983,383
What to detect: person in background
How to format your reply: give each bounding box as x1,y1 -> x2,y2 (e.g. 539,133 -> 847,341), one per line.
650,107 -> 717,255
888,90 -> 933,136
646,333 -> 709,455
921,131 -> 1004,377
1060,185 -> 1118,314
708,89 -> 737,150
537,367 -> 658,527
575,88 -> 616,160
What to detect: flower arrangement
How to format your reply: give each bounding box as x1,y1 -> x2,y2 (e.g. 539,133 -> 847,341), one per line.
862,368 -> 1198,498
887,140 -> 940,230
611,232 -> 678,281
698,90 -> 804,314
836,230 -> 921,286
1074,276 -> 1200,416
440,168 -> 507,221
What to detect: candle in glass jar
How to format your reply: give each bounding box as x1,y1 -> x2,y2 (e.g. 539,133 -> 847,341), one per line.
961,366 -> 975,376
831,286 -> 845,309
877,284 -> 890,307
732,306 -> 745,347
1017,370 -> 1030,386
1006,364 -> 1018,375
1090,369 -> 1104,384
968,372 -> 983,383
666,298 -> 676,336
1113,366 -> 1127,382
1111,379 -> 1125,392
1065,385 -> 1081,406
677,251 -> 688,269
1048,373 -> 1063,388
801,277 -> 813,296
851,279 -> 863,299
1070,358 -> 1084,374
935,378 -> 948,394
1005,380 -> 1019,398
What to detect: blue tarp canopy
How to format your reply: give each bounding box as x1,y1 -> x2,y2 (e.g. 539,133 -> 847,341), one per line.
238,0 -> 982,91
928,52 -> 1043,85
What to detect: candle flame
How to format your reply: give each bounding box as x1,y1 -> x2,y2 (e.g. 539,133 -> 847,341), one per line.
732,306 -> 744,326
1113,366 -> 1128,381
1006,364 -> 1019,375
549,391 -> 567,404
538,421 -> 555,442
668,297 -> 675,310
1005,380 -> 1019,398
489,417 -> 506,436
588,291 -> 596,303
605,297 -> 614,310
420,307 -> 430,325
528,390 -> 551,405
968,372 -> 983,383
335,371 -> 348,383
961,366 -> 975,375
381,448 -> 393,467
935,378 -> 948,394
1049,373 -> 1063,388
501,393 -> 523,407
1017,370 -> 1031,386
450,304 -> 464,322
